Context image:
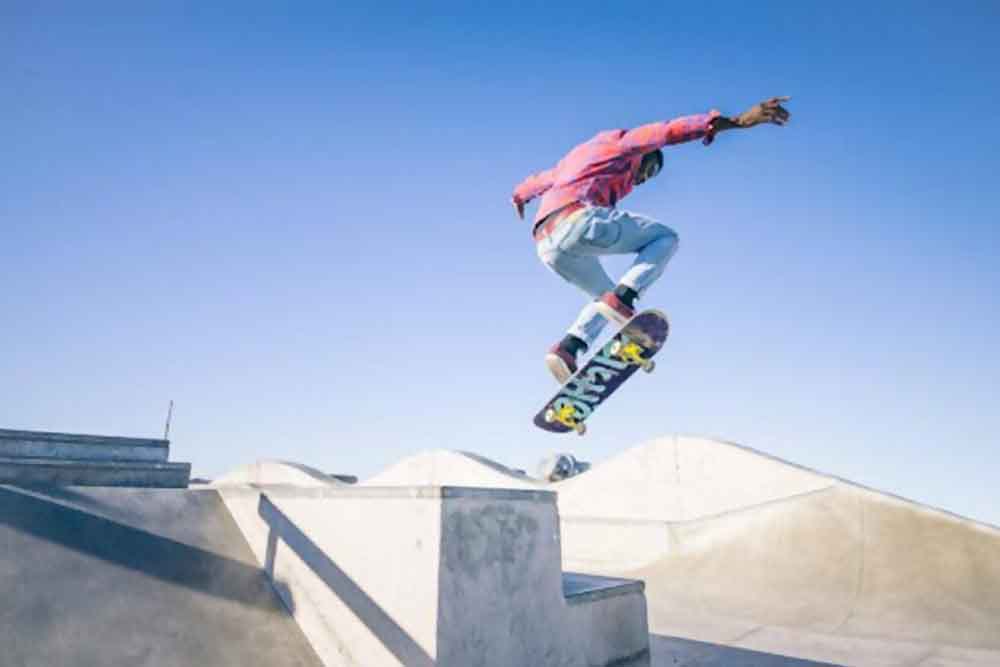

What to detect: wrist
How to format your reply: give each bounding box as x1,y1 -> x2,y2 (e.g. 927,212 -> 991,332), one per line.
711,115 -> 742,132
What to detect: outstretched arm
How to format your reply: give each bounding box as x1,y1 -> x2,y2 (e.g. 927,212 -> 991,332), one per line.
619,111 -> 722,153
621,96 -> 792,153
511,167 -> 556,220
708,96 -> 792,135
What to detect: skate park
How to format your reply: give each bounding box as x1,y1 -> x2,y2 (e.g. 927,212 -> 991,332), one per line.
3,427 -> 998,666
8,4 -> 1000,666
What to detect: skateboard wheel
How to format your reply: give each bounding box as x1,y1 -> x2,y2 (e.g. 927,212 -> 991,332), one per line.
609,340 -> 622,356
544,408 -> 556,423
575,423 -> 587,436
643,360 -> 656,373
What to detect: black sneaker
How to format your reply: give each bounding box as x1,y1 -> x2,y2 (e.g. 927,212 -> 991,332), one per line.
544,336 -> 587,384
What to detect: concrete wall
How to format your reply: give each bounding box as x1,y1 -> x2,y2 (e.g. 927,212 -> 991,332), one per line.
0,428 -> 170,462
0,458 -> 191,487
0,427 -> 190,487
221,486 -> 444,666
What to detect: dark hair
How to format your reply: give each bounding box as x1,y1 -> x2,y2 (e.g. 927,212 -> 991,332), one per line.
641,149 -> 664,174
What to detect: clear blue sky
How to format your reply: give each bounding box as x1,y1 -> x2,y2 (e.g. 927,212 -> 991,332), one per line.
4,3 -> 998,523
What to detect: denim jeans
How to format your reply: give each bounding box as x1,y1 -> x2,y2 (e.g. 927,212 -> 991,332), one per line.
536,206 -> 678,346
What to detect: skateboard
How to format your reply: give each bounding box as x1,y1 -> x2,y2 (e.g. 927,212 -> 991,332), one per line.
534,309 -> 669,435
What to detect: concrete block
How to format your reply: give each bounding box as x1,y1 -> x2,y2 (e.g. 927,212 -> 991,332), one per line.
217,484 -> 649,667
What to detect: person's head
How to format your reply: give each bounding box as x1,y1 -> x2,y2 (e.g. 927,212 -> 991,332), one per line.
634,149 -> 663,186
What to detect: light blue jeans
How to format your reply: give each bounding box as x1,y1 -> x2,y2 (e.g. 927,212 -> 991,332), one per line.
536,206 -> 679,346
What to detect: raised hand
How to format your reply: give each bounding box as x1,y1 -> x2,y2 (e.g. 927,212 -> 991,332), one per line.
736,96 -> 792,128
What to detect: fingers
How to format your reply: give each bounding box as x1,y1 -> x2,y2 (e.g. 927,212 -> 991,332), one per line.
512,199 -> 525,219
742,96 -> 792,127
763,96 -> 791,125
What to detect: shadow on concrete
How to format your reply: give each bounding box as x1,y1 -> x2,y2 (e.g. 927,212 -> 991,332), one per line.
12,483 -> 148,519
258,493 -> 436,667
0,485 -> 324,667
651,634 -> 842,666
0,485 -> 289,610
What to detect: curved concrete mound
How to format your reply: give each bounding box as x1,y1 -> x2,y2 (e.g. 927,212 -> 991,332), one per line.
212,460 -> 347,488
553,435 -> 1000,666
365,449 -> 544,489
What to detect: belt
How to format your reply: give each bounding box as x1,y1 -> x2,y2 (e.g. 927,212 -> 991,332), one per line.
533,202 -> 586,242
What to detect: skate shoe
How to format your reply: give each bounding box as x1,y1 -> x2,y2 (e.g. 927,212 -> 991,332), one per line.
595,291 -> 636,326
544,335 -> 587,384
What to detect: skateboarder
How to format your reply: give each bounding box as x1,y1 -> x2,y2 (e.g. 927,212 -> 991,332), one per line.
512,96 -> 792,383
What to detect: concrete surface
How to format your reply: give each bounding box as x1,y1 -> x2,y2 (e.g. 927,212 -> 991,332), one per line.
365,436 -> 1000,666
8,434 -> 997,666
649,635 -> 839,666
555,436 -> 1000,666
0,456 -> 191,487
212,460 -> 347,487
217,484 -> 649,666
0,428 -> 170,462
0,427 -> 191,487
365,449 -> 543,489
0,486 -> 323,667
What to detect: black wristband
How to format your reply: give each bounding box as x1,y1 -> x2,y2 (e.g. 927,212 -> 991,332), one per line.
712,115 -> 741,131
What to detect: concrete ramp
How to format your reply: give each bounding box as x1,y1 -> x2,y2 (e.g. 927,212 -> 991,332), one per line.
0,486 -> 322,667
555,436 -> 1000,666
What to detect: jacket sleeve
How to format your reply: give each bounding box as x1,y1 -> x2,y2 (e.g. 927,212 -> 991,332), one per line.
619,110 -> 722,154
512,167 -> 556,205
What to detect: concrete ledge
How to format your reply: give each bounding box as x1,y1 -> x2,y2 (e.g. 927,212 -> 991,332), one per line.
0,428 -> 169,463
563,572 -> 645,604
0,457 -> 191,488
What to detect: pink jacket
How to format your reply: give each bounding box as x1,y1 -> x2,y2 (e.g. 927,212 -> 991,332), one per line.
513,111 -> 720,224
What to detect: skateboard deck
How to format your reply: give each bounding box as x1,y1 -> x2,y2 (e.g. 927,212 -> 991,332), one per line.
534,309 -> 669,435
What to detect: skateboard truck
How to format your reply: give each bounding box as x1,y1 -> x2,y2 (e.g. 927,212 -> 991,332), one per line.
544,404 -> 587,436
609,338 -> 655,373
